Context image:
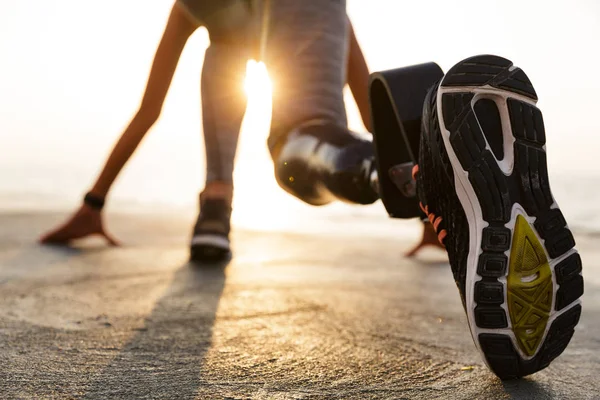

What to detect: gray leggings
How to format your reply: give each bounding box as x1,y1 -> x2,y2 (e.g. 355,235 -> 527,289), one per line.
190,0 -> 350,185
201,39 -> 249,184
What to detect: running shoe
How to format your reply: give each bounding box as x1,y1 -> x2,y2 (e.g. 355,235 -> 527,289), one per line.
414,54 -> 583,379
190,196 -> 232,262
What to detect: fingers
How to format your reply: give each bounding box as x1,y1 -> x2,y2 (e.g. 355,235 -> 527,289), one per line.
39,226 -> 72,245
405,241 -> 445,258
39,231 -> 55,244
405,223 -> 446,257
39,203 -> 118,246
405,243 -> 424,258
101,231 -> 121,247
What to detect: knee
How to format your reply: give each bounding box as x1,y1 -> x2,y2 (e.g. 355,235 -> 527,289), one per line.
269,120 -> 375,206
269,124 -> 333,206
272,145 -> 334,206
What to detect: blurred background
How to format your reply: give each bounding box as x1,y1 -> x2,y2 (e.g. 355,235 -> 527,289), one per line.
0,0 -> 598,237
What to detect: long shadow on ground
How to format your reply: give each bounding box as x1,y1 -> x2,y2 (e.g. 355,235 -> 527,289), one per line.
81,261 -> 227,399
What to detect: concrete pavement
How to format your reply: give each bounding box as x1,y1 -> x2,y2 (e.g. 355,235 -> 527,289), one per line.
0,212 -> 598,399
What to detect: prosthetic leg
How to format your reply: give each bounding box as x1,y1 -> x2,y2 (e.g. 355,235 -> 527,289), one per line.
270,120 -> 378,206
268,62 -> 444,216
370,62 -> 444,218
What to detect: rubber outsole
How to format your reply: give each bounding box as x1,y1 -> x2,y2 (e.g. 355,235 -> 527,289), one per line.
437,55 -> 583,379
190,235 -> 231,263
190,245 -> 231,263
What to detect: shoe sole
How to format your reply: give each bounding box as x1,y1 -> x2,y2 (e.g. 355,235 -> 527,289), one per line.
436,55 -> 583,379
190,234 -> 231,263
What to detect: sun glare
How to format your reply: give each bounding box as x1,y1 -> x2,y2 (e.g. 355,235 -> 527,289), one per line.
241,59 -> 273,142
244,60 -> 273,99
233,59 -> 293,231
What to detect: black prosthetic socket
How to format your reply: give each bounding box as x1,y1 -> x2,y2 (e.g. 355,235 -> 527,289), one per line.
368,62 -> 444,219
270,121 -> 379,206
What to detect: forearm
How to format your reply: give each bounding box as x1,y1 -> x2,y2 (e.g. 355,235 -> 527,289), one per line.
89,109 -> 158,197
87,2 -> 196,199
347,19 -> 372,132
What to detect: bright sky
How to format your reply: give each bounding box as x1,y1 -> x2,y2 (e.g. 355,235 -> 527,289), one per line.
0,0 -> 598,228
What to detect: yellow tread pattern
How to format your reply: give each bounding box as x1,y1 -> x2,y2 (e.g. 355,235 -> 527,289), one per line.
507,215 -> 553,356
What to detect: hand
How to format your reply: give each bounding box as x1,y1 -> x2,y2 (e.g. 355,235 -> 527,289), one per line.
405,221 -> 445,257
39,204 -> 120,246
